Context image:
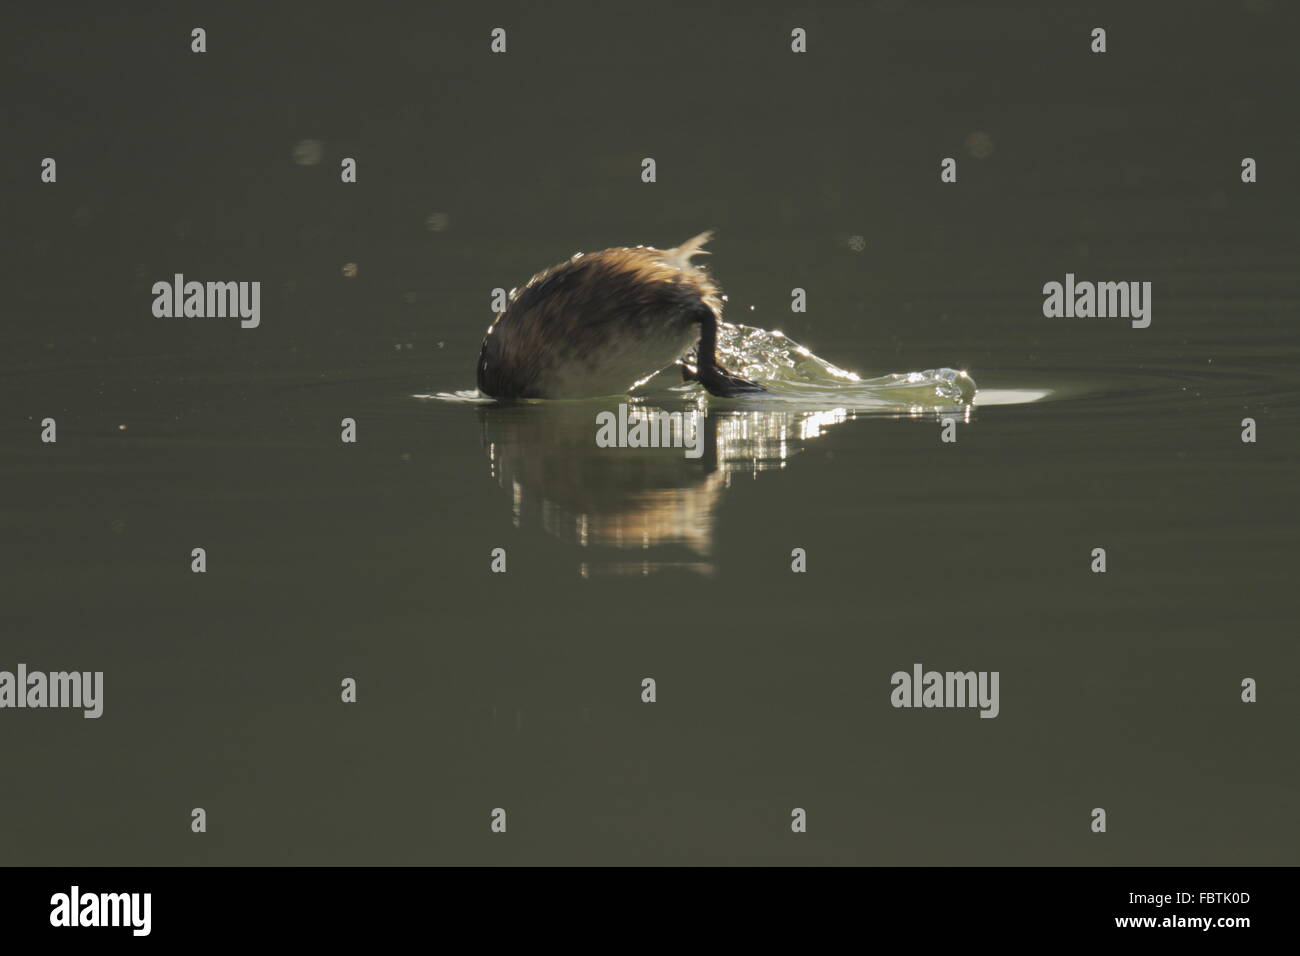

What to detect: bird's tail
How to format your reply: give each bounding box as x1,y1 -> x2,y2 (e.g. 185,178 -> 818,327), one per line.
663,230 -> 714,270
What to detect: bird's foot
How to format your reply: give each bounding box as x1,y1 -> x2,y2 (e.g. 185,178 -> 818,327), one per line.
698,364 -> 766,397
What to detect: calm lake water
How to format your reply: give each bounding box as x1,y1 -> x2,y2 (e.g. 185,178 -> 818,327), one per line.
1,2 -> 1297,865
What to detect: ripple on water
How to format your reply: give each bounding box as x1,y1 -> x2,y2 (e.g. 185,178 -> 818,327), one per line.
420,322 -> 1013,414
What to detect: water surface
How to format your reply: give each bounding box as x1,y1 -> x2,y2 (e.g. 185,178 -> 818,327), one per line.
1,0 -> 1297,866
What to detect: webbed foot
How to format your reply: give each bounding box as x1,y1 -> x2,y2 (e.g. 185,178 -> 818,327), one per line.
698,364 -> 766,397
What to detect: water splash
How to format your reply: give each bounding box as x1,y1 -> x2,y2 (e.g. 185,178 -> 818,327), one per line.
421,388 -> 495,403
419,321 -> 977,410
680,322 -> 977,408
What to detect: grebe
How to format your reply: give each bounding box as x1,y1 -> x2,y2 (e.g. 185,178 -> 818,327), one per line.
476,232 -> 766,399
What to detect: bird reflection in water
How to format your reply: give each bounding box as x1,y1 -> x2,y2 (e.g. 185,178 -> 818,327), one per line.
458,321 -> 978,574
477,396 -> 972,576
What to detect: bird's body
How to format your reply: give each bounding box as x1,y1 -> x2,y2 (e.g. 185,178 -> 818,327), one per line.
476,233 -> 764,400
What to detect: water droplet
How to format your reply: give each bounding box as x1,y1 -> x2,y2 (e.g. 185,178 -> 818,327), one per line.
293,139 -> 324,166
964,130 -> 994,159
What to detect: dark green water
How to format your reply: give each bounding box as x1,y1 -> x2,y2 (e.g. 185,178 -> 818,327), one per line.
1,1 -> 1297,864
